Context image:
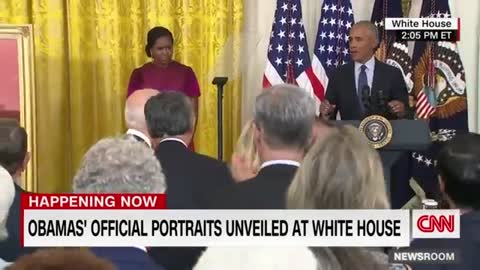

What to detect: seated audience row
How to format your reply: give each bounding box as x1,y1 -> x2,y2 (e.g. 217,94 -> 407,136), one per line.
1,84 -> 479,270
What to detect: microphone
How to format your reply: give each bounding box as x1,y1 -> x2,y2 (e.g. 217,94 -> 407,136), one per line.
370,87 -> 379,114
361,85 -> 371,115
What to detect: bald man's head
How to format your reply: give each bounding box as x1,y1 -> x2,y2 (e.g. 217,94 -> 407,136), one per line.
125,89 -> 160,131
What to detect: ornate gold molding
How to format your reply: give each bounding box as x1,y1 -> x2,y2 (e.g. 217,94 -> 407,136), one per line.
0,24 -> 37,192
20,26 -> 30,37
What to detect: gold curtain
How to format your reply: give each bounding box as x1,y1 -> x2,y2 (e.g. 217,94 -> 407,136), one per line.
0,0 -> 243,192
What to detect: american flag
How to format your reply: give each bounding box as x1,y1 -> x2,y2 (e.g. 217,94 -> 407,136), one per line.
370,0 -> 417,116
416,87 -> 436,119
311,0 -> 354,94
263,0 -> 322,112
414,41 -> 437,119
370,0 -> 402,61
411,1 -> 449,120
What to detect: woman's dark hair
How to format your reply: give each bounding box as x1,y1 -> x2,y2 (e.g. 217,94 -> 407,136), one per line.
145,26 -> 174,57
437,132 -> 480,209
0,119 -> 27,175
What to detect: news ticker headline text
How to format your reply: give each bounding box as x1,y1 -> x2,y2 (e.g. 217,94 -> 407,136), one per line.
22,209 -> 461,247
20,194 -> 461,247
24,210 -> 410,247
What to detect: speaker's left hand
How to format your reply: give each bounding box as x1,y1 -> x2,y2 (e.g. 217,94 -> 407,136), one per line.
388,100 -> 406,118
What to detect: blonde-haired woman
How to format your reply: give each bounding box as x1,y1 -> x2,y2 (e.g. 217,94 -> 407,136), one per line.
288,125 -> 397,270
288,124 -> 389,210
230,120 -> 260,182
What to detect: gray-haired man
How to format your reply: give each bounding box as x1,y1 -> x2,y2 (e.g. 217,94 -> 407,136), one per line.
73,137 -> 166,270
229,84 -> 316,209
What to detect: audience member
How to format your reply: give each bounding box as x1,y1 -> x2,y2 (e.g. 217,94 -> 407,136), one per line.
6,248 -> 115,270
231,116 -> 332,183
0,165 -> 15,268
73,137 -> 165,270
408,133 -> 480,270
124,88 -> 160,148
228,84 -> 316,209
288,125 -> 391,269
230,119 -> 259,182
145,91 -> 233,270
145,91 -> 233,209
193,247 -> 318,270
0,119 -> 32,261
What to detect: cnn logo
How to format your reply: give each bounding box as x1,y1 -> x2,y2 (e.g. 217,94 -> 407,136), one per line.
412,210 -> 460,239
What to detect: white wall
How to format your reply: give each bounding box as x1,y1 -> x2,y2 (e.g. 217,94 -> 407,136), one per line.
242,0 -> 479,132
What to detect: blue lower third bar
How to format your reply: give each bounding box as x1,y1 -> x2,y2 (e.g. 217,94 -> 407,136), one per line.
389,248 -> 460,264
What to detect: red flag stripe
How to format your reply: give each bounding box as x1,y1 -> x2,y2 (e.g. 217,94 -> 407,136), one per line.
416,91 -> 435,119
263,75 -> 273,88
305,67 -> 325,101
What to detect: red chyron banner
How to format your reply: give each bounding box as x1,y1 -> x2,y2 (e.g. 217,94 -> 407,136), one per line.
21,194 -> 167,210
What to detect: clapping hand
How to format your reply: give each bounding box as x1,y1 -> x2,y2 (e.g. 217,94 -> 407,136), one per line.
230,153 -> 258,182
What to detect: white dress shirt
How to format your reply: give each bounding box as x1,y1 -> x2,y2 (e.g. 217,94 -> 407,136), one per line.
126,129 -> 151,148
260,160 -> 300,169
132,245 -> 147,252
354,56 -> 375,94
160,137 -> 188,148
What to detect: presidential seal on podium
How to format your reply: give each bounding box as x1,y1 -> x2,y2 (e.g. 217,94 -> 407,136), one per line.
358,115 -> 393,149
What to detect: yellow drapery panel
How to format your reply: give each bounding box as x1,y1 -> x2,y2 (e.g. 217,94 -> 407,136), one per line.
0,0 -> 243,192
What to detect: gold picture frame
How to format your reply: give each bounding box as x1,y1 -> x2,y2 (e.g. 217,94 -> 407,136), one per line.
0,24 -> 37,192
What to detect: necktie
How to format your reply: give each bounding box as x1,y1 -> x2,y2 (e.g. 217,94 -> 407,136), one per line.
357,64 -> 368,113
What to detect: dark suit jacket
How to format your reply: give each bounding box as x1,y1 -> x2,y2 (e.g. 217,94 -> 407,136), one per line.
149,140 -> 234,270
155,140 -> 233,209
0,183 -> 35,261
227,164 -> 299,209
91,247 -> 164,270
325,58 -> 409,120
408,211 -> 480,270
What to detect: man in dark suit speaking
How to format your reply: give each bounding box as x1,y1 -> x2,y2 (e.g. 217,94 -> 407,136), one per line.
320,21 -> 409,120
